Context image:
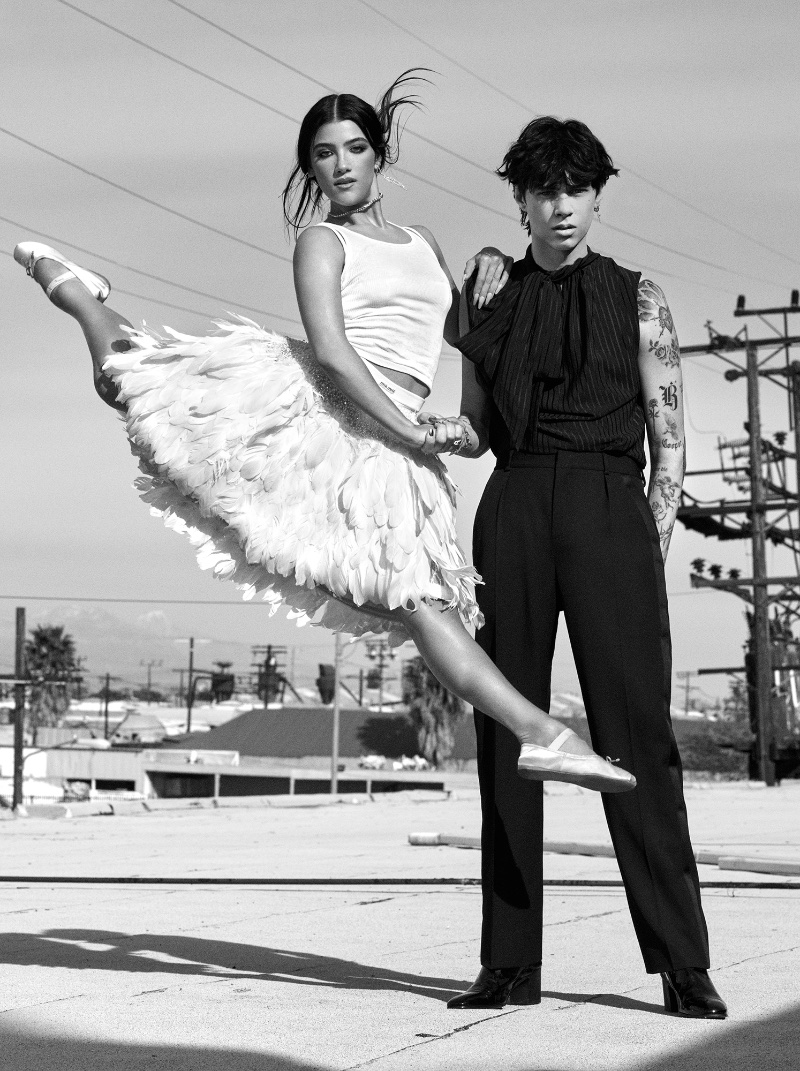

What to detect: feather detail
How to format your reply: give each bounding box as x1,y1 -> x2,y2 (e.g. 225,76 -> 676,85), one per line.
105,319 -> 484,640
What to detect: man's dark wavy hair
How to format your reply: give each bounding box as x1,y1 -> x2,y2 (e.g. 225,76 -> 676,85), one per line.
497,116 -> 619,197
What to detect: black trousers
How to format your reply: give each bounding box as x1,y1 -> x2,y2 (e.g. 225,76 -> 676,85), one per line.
473,450 -> 710,974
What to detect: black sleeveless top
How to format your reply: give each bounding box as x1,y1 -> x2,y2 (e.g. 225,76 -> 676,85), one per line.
457,249 -> 645,469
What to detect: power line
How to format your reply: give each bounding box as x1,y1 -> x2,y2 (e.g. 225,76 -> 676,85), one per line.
52,0 -> 298,125
0,249 -> 301,327
0,215 -> 301,325
148,6 -> 789,290
1,126 -> 291,264
356,0 -> 799,271
354,0 -> 533,113
601,221 -> 786,290
164,0 -> 333,94
621,168 -> 800,271
0,594 -> 282,605
50,2 -> 502,215
38,2 -> 790,291
163,0 -> 497,179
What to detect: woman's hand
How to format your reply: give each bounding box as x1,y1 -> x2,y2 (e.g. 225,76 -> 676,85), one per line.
463,247 -> 514,308
417,412 -> 471,455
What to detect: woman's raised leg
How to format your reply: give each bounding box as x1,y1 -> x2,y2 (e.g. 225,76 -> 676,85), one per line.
22,251 -> 133,410
398,601 -> 635,791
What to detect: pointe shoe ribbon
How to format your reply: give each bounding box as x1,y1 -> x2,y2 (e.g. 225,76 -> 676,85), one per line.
517,728 -> 637,794
14,242 -> 110,303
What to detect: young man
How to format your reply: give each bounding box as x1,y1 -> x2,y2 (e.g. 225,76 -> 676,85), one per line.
449,117 -> 727,1018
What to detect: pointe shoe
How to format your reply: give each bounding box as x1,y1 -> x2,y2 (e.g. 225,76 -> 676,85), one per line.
517,728 -> 636,793
14,242 -> 110,303
662,969 -> 727,1019
446,964 -> 542,1009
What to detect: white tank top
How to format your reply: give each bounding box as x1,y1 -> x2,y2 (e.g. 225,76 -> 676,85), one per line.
313,222 -> 452,392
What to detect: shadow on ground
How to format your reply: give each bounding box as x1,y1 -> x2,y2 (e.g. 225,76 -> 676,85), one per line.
1,1002 -> 799,1071
0,1030 -> 329,1071
637,999 -> 800,1071
542,989 -> 665,1015
2,927 -> 467,1000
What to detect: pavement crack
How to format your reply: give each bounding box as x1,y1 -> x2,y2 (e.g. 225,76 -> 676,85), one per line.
0,993 -> 85,1016
544,907 -> 625,928
720,942 -> 800,971
343,1007 -> 522,1069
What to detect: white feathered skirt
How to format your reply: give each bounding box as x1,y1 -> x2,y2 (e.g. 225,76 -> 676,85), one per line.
103,319 -> 483,645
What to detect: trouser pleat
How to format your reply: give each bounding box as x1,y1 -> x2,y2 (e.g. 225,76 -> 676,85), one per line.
473,453 -> 710,972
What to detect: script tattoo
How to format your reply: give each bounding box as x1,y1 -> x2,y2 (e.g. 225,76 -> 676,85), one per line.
661,383 -> 678,409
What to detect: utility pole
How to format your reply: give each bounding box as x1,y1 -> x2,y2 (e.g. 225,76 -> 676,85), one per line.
679,296 -> 800,782
791,360 -> 800,537
103,672 -> 111,740
140,659 -> 162,705
13,607 -> 26,811
171,667 -> 186,706
251,644 -> 287,708
331,633 -> 341,795
365,639 -> 395,712
675,670 -> 695,715
186,638 -> 195,734
746,340 -> 776,785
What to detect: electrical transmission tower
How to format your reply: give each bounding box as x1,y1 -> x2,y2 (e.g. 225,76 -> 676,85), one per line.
677,290 -> 800,784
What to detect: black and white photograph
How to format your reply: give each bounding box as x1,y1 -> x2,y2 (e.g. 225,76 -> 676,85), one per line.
1,1 -> 798,1068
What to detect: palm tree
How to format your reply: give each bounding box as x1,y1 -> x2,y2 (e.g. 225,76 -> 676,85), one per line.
402,656 -> 465,767
24,624 -> 79,736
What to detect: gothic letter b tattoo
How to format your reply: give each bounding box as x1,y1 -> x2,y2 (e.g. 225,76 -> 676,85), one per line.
661,382 -> 678,409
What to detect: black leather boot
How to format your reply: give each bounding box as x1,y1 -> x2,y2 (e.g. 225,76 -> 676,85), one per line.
447,964 -> 542,1009
661,969 -> 727,1018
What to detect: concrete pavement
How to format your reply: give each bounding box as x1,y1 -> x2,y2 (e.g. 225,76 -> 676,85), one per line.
1,780 -> 798,1069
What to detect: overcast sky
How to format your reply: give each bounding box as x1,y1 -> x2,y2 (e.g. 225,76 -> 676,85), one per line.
2,0 -> 799,699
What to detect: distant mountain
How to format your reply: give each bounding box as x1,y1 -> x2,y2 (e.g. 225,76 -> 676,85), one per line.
0,604 -> 251,693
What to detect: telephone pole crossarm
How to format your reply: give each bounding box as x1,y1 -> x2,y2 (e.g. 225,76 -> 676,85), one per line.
680,334 -> 800,356
690,573 -> 800,605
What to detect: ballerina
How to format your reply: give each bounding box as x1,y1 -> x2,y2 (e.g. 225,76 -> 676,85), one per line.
13,72 -> 634,794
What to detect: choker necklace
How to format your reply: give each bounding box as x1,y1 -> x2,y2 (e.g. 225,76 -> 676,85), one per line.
328,192 -> 383,219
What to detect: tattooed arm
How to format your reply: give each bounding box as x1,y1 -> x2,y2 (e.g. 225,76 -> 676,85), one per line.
638,279 -> 686,561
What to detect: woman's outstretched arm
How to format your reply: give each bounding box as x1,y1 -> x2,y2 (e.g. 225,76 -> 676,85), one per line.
638,278 -> 686,561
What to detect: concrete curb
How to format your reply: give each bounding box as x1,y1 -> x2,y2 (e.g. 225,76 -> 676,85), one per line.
408,833 -> 615,857
718,855 -> 800,876
13,789 -> 451,820
408,833 -> 800,876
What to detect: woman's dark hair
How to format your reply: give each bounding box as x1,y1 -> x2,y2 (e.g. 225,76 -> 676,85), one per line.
497,116 -> 619,198
282,69 -> 430,234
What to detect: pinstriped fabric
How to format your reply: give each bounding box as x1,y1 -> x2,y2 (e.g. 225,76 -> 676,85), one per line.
459,251 -> 645,468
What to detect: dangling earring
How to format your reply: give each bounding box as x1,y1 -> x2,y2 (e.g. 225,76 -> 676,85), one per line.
593,204 -> 602,222
377,164 -> 406,189
519,205 -> 529,231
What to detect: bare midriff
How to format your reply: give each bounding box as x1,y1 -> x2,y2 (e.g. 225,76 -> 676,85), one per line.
372,361 -> 429,398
